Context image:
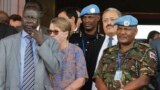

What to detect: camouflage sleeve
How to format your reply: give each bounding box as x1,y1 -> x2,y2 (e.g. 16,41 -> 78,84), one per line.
140,49 -> 157,76
93,53 -> 106,79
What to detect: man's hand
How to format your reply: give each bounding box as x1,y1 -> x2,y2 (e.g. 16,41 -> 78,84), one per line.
31,29 -> 44,46
95,76 -> 109,90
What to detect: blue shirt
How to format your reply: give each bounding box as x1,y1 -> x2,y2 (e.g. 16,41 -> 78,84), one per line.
20,30 -> 36,89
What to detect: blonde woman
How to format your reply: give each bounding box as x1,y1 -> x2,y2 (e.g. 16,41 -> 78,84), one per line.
49,17 -> 88,90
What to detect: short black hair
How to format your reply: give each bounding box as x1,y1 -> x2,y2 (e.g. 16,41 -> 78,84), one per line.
9,14 -> 22,21
57,7 -> 78,24
25,0 -> 43,11
24,0 -> 44,18
147,30 -> 160,43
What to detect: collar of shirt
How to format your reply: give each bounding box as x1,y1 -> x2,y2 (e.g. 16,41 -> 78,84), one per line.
21,29 -> 37,45
21,30 -> 29,39
105,35 -> 118,45
74,27 -> 78,32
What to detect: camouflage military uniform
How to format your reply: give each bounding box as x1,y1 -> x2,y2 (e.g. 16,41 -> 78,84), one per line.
94,41 -> 157,90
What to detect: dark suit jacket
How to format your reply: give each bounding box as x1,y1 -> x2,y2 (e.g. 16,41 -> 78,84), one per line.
82,37 -> 105,90
150,38 -> 160,72
0,23 -> 17,39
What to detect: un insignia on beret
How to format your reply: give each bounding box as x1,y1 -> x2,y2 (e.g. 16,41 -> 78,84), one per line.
124,21 -> 130,26
90,8 -> 96,13
115,15 -> 138,26
80,4 -> 100,16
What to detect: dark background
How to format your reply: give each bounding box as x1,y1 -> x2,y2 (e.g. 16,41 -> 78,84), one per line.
26,0 -> 160,26
55,0 -> 160,25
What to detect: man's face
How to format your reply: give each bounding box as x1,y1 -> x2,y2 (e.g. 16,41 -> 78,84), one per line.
102,11 -> 119,36
58,11 -> 75,32
58,11 -> 70,20
117,26 -> 137,45
81,14 -> 100,31
23,9 -> 40,34
9,20 -> 22,29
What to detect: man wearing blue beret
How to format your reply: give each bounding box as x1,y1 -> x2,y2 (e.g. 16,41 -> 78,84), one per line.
69,4 -> 104,90
94,15 -> 157,90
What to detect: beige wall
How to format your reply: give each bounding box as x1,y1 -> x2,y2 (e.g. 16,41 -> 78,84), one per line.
0,0 -> 25,16
0,0 -> 55,27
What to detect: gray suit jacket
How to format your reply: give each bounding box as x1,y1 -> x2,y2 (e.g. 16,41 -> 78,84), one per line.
0,32 -> 61,90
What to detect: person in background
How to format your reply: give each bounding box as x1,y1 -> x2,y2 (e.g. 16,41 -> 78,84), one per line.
92,7 -> 121,90
70,4 -> 104,90
9,14 -> 23,31
0,2 -> 61,90
75,8 -> 82,31
0,10 -> 9,24
94,15 -> 157,90
0,10 -> 18,39
57,7 -> 79,33
49,17 -> 88,90
147,30 -> 160,44
150,38 -> 160,90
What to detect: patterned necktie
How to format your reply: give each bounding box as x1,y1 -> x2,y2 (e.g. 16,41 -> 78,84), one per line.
22,36 -> 35,90
108,37 -> 113,47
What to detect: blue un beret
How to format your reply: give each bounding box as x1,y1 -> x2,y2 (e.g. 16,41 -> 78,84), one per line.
80,4 -> 100,17
115,15 -> 138,26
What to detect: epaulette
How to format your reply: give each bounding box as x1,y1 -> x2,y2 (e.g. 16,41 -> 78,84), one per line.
139,42 -> 150,48
138,42 -> 152,52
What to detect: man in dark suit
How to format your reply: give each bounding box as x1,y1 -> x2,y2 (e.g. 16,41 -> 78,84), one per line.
0,2 -> 61,90
0,10 -> 18,39
69,4 -> 104,90
0,23 -> 17,39
150,38 -> 160,90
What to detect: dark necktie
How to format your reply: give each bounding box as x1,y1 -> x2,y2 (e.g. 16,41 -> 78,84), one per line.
108,37 -> 113,47
22,36 -> 35,90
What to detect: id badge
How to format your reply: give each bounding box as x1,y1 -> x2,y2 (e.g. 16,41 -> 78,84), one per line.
114,70 -> 122,80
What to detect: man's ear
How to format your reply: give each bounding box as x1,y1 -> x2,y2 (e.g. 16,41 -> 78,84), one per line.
70,16 -> 75,23
96,15 -> 101,21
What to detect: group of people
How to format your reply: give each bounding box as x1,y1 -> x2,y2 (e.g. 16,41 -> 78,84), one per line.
0,0 -> 159,90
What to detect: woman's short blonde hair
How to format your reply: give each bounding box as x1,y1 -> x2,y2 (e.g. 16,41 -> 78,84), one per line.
50,17 -> 71,39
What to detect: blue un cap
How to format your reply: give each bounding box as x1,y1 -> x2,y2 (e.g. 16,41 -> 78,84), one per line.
115,15 -> 138,26
80,4 -> 100,17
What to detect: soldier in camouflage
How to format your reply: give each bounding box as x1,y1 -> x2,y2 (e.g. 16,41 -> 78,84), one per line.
94,15 -> 157,90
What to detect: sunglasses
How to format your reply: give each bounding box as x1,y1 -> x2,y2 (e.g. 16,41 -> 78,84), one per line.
48,29 -> 59,35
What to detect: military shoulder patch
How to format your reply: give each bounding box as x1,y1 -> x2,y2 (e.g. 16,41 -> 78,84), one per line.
149,51 -> 157,61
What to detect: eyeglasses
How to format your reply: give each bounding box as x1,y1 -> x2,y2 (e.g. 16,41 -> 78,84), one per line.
48,29 -> 59,35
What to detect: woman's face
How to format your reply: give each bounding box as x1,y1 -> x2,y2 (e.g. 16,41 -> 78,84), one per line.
49,23 -> 68,43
